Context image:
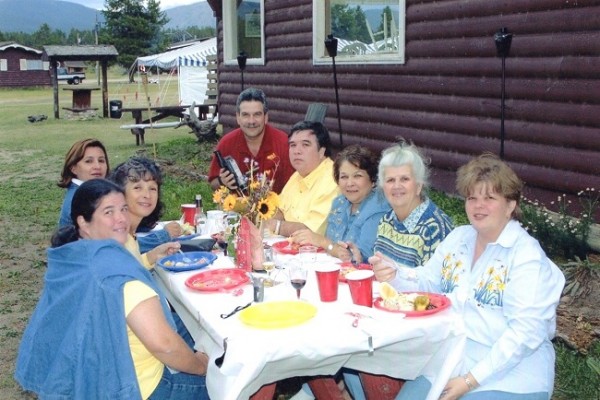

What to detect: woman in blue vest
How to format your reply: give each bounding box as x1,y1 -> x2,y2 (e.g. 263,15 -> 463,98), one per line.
16,179 -> 209,400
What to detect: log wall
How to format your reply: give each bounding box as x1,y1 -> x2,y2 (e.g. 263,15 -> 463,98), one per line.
208,0 -> 600,220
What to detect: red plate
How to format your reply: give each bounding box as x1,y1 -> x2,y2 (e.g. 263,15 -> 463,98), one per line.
373,292 -> 451,317
272,240 -> 325,255
185,268 -> 250,292
338,262 -> 373,283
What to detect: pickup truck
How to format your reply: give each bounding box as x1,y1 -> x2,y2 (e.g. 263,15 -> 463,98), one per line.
57,67 -> 85,85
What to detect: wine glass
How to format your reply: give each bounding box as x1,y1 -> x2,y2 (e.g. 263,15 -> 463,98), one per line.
289,262 -> 307,300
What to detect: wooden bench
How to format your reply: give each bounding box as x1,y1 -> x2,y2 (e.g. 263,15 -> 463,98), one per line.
120,104 -> 209,145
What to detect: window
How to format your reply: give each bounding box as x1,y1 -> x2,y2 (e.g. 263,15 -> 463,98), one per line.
313,0 -> 406,65
223,0 -> 265,67
26,59 -> 44,70
0,59 -> 7,71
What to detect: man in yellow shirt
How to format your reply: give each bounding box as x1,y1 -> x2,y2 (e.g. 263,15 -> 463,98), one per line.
266,121 -> 339,236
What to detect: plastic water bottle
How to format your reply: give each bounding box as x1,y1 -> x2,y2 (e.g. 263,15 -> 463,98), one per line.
194,194 -> 207,234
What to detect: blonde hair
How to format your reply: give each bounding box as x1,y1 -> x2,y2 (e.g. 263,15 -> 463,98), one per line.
456,153 -> 523,220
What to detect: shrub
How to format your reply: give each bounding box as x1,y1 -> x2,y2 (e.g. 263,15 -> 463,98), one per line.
521,188 -> 598,260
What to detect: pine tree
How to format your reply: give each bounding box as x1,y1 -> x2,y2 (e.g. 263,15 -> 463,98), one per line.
100,0 -> 169,69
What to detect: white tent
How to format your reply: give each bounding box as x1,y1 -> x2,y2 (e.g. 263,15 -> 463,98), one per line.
135,37 -> 217,107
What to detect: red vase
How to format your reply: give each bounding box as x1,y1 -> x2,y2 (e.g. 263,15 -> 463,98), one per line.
236,216 -> 264,271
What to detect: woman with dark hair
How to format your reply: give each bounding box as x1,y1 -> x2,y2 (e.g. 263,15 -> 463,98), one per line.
57,138 -> 109,227
110,157 -> 183,253
109,157 -> 180,267
291,144 -> 389,262
16,179 -> 209,400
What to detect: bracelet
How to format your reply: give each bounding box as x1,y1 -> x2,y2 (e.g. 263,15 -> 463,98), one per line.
463,374 -> 475,390
326,243 -> 334,254
274,220 -> 282,236
217,176 -> 224,186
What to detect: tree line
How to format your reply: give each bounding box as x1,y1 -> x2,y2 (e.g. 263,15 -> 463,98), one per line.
0,0 -> 214,70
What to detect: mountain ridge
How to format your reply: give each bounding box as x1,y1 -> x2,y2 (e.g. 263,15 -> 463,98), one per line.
0,0 -> 214,34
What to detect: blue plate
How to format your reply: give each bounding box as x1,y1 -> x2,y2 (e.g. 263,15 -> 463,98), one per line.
157,251 -> 217,273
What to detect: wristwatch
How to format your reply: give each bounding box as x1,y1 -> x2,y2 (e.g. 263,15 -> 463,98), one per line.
326,243 -> 334,254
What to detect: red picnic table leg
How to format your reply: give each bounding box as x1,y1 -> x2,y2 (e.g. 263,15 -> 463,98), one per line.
250,383 -> 277,400
308,377 -> 346,399
359,373 -> 404,400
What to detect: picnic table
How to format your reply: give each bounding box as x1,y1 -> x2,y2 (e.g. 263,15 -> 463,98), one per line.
120,104 -> 210,145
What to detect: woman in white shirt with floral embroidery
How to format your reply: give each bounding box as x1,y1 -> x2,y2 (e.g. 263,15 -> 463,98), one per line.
372,153 -> 565,400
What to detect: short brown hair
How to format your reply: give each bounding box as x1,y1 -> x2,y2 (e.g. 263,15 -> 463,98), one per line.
456,153 -> 523,220
57,139 -> 109,188
333,145 -> 379,183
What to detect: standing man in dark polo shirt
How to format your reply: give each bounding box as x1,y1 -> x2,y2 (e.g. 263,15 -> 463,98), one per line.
208,88 -> 294,193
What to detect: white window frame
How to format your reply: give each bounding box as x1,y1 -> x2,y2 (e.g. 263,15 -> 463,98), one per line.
223,0 -> 265,67
0,59 -> 7,71
313,0 -> 406,65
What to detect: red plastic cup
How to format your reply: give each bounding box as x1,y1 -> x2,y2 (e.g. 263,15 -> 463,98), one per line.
181,204 -> 196,225
315,265 -> 340,302
346,270 -> 374,307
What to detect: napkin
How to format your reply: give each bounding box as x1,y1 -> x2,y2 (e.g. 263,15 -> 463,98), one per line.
236,217 -> 264,271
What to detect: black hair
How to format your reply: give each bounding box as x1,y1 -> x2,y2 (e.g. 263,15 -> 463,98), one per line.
108,157 -> 164,231
289,120 -> 332,157
51,179 -> 124,247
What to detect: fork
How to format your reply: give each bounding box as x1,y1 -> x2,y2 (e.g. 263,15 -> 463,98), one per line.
178,249 -> 193,264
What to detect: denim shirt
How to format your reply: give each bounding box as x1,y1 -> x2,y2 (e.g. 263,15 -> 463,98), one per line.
325,190 -> 390,261
15,239 -> 175,399
137,229 -> 171,253
58,181 -> 80,228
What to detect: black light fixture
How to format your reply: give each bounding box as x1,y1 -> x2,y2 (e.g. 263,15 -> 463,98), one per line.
494,27 -> 512,159
325,34 -> 343,147
237,51 -> 247,91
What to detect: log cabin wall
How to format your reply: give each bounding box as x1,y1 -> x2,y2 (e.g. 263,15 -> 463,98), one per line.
208,0 -> 600,220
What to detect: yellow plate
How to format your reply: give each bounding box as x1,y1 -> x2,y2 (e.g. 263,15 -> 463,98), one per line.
239,301 -> 317,329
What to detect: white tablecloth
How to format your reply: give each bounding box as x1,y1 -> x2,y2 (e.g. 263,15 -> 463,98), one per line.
153,246 -> 466,400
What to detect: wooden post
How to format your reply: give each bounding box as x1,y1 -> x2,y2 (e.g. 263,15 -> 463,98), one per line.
51,60 -> 60,119
101,61 -> 109,118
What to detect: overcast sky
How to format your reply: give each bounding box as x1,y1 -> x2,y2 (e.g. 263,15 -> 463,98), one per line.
64,0 -> 205,11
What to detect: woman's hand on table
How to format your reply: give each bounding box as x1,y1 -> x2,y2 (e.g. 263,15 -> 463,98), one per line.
147,242 -> 181,265
369,252 -> 397,282
335,241 -> 361,263
164,221 -> 184,238
290,229 -> 322,247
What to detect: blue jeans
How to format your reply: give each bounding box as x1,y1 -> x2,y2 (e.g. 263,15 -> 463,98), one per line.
148,366 -> 209,400
395,376 -> 549,400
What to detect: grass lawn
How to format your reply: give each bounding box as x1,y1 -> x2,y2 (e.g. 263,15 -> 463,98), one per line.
0,78 -> 597,399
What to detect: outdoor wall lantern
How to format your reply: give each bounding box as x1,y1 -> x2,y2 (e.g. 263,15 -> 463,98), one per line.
494,27 -> 513,159
325,34 -> 343,147
237,51 -> 248,91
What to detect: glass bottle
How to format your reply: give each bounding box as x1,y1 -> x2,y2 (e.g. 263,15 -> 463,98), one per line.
194,194 -> 207,235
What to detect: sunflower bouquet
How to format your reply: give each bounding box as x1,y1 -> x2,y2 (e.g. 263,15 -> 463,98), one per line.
212,156 -> 280,226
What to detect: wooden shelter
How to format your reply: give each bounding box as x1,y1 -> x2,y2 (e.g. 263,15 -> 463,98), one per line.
206,0 -> 600,217
42,45 -> 118,118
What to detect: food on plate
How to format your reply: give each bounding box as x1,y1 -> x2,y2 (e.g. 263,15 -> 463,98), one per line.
414,295 -> 430,311
380,282 -> 398,300
339,267 -> 357,279
379,282 -> 436,312
163,256 -> 210,268
180,222 -> 195,235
